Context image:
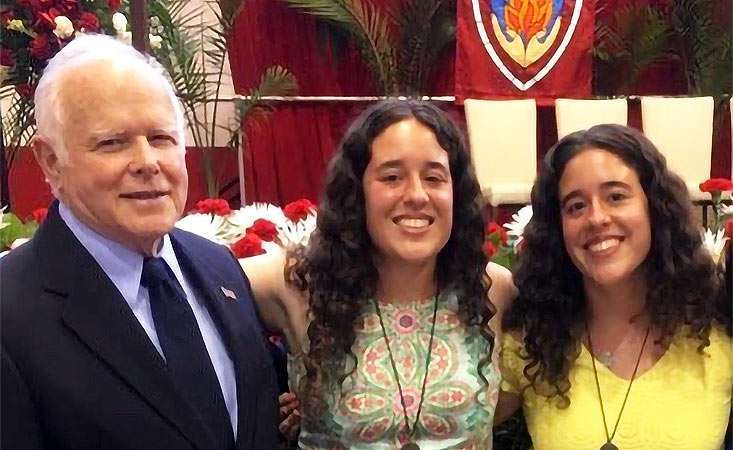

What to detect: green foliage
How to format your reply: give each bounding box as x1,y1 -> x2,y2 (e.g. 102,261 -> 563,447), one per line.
397,0 -> 455,96
0,212 -> 37,251
282,0 -> 397,93
228,65 -> 298,150
670,0 -> 732,97
593,4 -> 674,94
593,0 -> 732,97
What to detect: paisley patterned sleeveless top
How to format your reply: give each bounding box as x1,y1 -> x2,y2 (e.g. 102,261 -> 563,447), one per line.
289,293 -> 499,449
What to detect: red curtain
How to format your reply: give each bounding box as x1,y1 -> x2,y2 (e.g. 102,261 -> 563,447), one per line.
6,0 -> 730,217
227,0 -> 730,207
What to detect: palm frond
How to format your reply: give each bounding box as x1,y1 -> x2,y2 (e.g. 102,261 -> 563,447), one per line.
281,0 -> 397,93
671,0 -> 732,96
1,89 -> 36,165
396,0 -> 455,95
593,4 -> 673,93
227,66 -> 298,149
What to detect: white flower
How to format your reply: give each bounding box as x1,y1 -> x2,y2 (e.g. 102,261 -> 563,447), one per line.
503,205 -> 533,249
10,238 -> 30,250
278,213 -> 317,248
117,31 -> 132,45
720,203 -> 733,217
53,16 -> 74,39
149,34 -> 162,50
175,213 -> 228,244
229,203 -> 288,231
701,228 -> 729,265
0,205 -> 9,231
112,13 -> 128,33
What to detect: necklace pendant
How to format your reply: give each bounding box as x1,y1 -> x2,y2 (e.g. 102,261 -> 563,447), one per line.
401,443 -> 420,450
600,442 -> 618,450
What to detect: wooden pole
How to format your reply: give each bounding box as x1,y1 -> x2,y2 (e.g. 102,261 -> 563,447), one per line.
129,0 -> 149,53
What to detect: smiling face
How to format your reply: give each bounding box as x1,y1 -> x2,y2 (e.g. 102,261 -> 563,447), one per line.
362,118 -> 453,268
37,60 -> 188,254
558,147 -> 651,290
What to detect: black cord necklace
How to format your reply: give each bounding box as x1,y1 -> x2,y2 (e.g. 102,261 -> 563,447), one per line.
373,293 -> 439,450
586,322 -> 650,450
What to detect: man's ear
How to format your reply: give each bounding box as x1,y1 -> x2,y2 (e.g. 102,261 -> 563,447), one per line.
32,137 -> 63,187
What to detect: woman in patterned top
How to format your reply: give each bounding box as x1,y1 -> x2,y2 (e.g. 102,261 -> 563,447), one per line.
243,100 -> 515,449
495,124 -> 731,450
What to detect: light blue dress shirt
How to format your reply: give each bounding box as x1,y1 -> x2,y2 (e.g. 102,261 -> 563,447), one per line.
58,203 -> 238,435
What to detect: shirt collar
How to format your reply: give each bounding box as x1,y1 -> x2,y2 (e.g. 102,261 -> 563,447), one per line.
58,202 -> 177,306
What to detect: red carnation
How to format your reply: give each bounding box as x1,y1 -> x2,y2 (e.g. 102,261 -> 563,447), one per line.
482,241 -> 498,259
107,0 -> 122,10
29,34 -> 54,60
699,178 -> 733,193
56,0 -> 79,13
485,221 -> 508,245
231,233 -> 265,258
725,220 -> 733,238
77,12 -> 100,32
0,47 -> 15,67
30,207 -> 48,224
196,198 -> 231,216
1,10 -> 14,26
246,218 -> 278,242
283,198 -> 315,222
36,9 -> 60,31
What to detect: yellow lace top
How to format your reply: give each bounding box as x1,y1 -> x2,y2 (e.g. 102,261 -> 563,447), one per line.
500,326 -> 732,450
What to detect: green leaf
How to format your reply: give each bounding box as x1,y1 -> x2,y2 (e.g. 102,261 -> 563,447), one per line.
281,0 -> 397,93
0,213 -> 35,250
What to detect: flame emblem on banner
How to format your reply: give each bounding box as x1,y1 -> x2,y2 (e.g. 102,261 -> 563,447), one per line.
489,0 -> 564,67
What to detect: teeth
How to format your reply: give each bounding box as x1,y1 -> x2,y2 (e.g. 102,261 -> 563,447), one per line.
397,218 -> 430,228
588,238 -> 619,252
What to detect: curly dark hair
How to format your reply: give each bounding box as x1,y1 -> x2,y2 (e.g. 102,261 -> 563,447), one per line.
503,124 -> 731,406
289,99 -> 494,427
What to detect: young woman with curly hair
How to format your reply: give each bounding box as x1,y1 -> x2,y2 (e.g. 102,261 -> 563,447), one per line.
243,100 -> 515,449
496,124 -> 731,450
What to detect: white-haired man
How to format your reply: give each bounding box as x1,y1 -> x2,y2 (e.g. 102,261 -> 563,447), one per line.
0,34 -> 279,450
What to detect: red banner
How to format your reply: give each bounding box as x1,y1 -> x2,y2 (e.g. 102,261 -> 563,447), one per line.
455,0 -> 595,103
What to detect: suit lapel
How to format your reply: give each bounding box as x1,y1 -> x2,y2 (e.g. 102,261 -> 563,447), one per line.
36,204 -> 214,450
170,232 -> 262,447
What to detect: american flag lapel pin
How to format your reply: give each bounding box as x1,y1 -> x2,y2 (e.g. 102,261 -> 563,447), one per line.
220,286 -> 237,301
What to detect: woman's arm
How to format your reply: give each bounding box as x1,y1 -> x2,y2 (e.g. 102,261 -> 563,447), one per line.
485,263 -> 523,425
240,249 -> 296,336
486,262 -> 517,319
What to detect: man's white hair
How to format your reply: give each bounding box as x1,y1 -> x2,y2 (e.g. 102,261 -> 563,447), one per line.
34,33 -> 186,163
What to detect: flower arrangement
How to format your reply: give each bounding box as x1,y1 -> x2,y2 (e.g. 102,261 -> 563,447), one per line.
484,205 -> 532,269
175,198 -> 317,258
1,0 -> 125,157
1,0 -> 298,200
699,177 -> 733,266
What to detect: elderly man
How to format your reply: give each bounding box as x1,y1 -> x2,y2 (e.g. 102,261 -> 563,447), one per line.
0,35 -> 278,450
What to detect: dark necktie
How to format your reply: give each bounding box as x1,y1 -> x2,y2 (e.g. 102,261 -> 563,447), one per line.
141,257 -> 235,450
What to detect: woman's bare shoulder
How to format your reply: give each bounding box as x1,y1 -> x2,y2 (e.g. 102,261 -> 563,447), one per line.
240,249 -> 309,340
485,262 -> 517,315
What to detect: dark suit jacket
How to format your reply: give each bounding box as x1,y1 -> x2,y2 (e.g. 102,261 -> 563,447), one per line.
1,203 -> 279,450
